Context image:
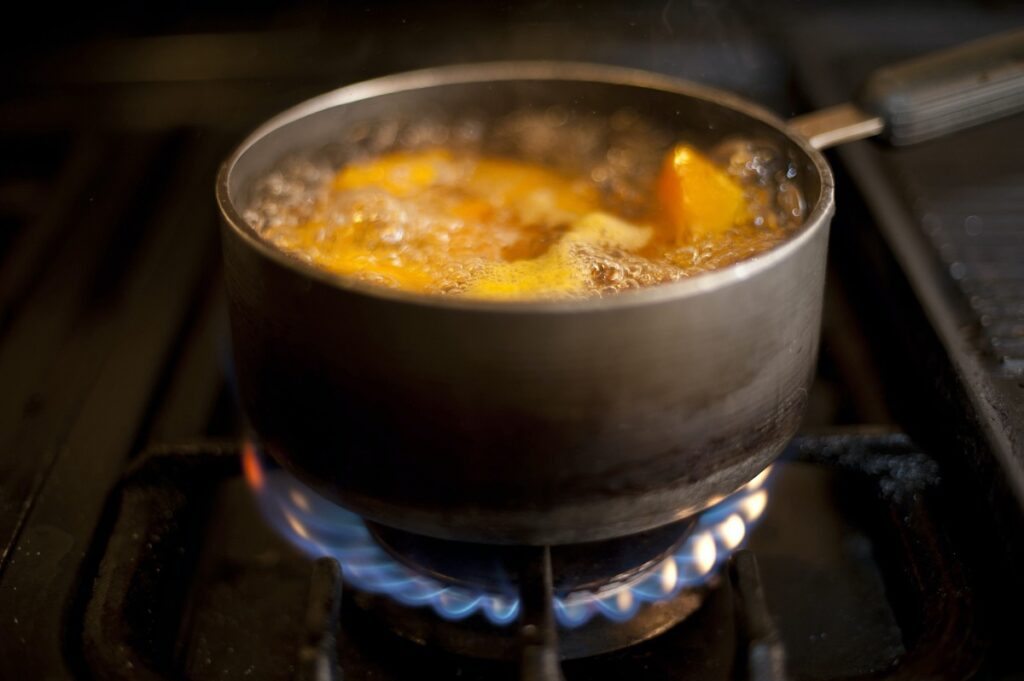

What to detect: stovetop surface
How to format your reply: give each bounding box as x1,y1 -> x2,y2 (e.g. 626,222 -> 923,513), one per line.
80,436 -> 978,681
2,2 -> 1024,679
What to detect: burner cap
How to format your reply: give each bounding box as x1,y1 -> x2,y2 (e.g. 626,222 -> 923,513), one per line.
367,518 -> 697,595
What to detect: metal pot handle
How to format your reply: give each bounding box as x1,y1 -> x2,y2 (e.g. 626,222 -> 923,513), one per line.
789,27 -> 1024,150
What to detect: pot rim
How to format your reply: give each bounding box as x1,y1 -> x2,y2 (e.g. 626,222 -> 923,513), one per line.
216,60 -> 835,313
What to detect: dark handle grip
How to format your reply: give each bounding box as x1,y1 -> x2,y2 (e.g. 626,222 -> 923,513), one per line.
856,28 -> 1024,145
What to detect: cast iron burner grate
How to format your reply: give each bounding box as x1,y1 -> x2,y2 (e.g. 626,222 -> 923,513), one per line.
77,435 -> 987,680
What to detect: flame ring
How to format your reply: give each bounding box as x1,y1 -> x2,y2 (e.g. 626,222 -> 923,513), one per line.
244,443 -> 770,628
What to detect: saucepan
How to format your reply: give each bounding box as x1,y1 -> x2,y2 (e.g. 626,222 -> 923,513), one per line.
217,30 -> 1024,545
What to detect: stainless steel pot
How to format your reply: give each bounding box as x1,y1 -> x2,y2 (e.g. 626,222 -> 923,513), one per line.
217,31 -> 1024,545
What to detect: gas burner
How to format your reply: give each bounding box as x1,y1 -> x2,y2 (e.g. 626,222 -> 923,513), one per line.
349,575 -> 711,660
243,441 -> 771,641
365,516 -> 698,595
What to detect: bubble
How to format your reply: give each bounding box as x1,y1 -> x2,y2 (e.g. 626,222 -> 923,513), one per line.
710,137 -> 807,233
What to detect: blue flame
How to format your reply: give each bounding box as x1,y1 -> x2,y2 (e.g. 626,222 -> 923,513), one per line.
243,442 -> 770,628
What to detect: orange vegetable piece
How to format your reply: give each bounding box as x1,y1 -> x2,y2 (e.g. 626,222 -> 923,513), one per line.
657,144 -> 746,242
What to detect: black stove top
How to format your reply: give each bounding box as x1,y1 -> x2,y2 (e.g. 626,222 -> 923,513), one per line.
2,2 -> 1024,679
82,436 -> 977,681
